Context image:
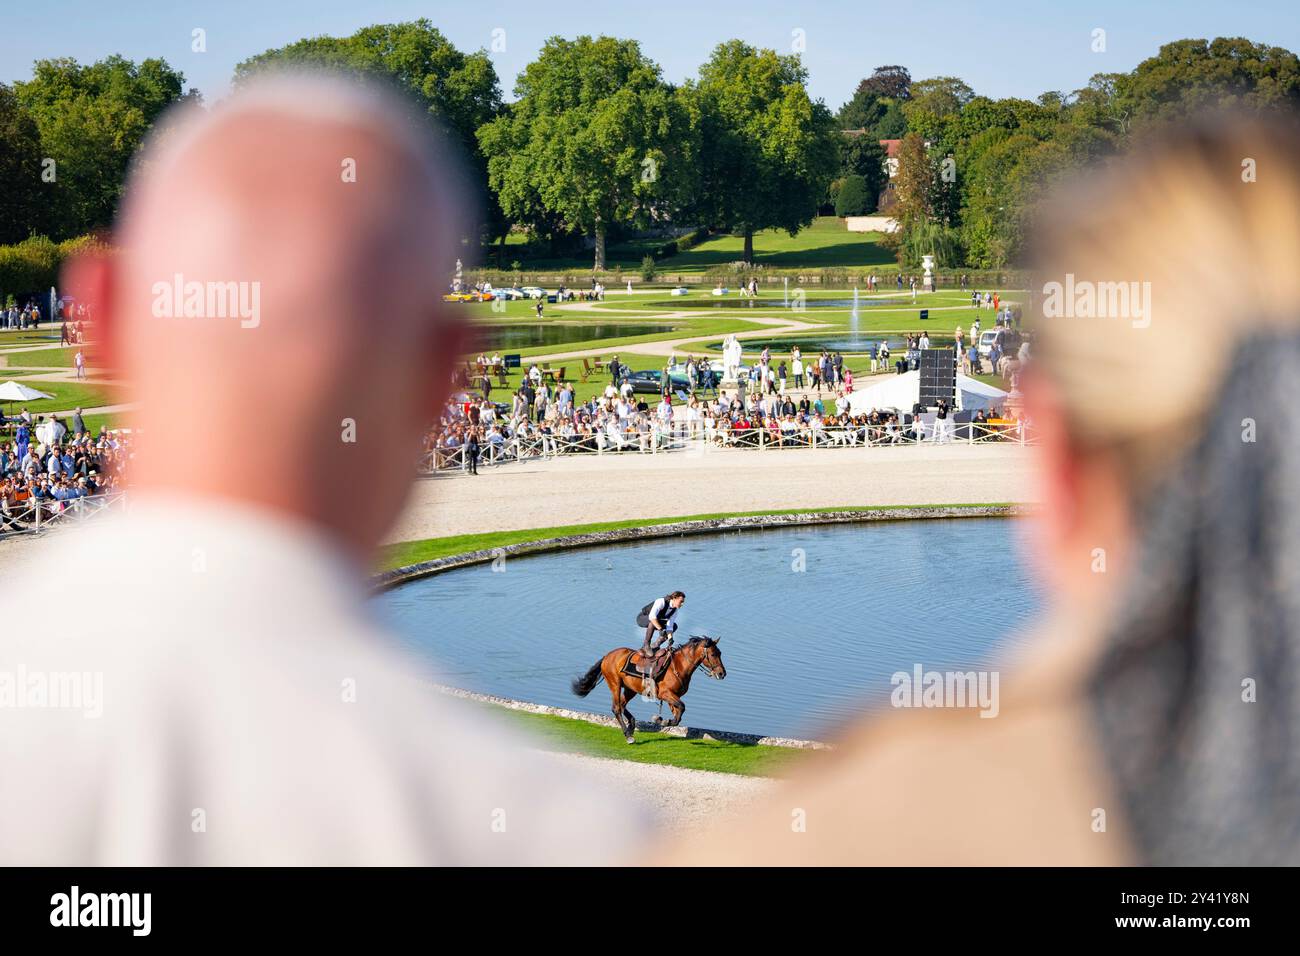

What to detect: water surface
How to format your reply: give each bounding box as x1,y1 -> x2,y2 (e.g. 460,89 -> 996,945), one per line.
376,519 -> 1041,740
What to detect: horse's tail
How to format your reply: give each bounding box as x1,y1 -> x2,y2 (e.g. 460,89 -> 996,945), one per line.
571,658 -> 605,697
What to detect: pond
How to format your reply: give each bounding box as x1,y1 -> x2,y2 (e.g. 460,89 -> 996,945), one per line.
468,322 -> 676,351
375,519 -> 1042,741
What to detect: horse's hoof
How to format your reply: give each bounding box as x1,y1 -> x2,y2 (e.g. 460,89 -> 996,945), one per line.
625,736 -> 635,745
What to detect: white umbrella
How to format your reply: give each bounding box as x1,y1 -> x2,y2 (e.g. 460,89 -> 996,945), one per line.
0,381 -> 56,422
0,381 -> 55,402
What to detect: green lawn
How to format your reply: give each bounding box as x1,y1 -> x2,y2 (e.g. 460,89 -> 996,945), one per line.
1,346 -> 79,368
661,216 -> 895,273
483,705 -> 809,777
378,505 -> 1013,570
80,412 -> 125,435
441,287 -> 1023,402
483,216 -> 897,275
0,331 -> 66,347
0,380 -> 124,415
485,232 -> 669,272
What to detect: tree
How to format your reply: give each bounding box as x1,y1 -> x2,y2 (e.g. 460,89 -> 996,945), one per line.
14,56 -> 189,237
477,36 -> 692,271
892,133 -> 933,226
837,86 -> 883,130
838,135 -> 886,211
0,85 -> 47,244
834,175 -> 870,216
902,77 -> 976,145
858,65 -> 912,101
837,86 -> 908,140
238,21 -> 506,248
1116,37 -> 1300,123
689,41 -> 839,263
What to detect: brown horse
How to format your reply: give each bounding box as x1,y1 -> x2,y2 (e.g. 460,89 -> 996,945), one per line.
571,636 -> 727,744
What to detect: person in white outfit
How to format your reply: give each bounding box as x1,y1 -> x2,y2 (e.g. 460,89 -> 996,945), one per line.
0,73 -> 640,866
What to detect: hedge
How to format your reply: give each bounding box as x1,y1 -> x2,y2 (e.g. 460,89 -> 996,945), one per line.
0,234 -> 111,302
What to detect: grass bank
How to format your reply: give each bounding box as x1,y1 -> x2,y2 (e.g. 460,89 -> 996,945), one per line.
378,504 -> 1012,570
482,706 -> 807,777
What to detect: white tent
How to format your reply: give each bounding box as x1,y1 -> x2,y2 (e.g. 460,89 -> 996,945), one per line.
845,370 -> 1007,415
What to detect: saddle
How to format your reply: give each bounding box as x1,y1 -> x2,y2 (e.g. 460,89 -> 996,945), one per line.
624,648 -> 672,681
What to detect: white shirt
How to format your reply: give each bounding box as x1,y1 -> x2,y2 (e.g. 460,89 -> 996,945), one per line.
0,497 -> 639,864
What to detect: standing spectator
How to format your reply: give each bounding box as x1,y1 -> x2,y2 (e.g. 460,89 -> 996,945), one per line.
466,428 -> 480,475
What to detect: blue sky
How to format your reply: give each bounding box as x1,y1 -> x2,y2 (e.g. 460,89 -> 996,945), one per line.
2,0 -> 1297,108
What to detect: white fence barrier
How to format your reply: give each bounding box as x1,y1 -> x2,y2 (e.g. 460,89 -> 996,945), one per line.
420,420 -> 1036,474
0,491 -> 128,539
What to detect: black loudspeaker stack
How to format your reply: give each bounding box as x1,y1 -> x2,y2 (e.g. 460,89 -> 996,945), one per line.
917,348 -> 957,409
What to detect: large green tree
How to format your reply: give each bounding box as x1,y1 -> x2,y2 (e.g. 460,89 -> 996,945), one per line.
902,77 -> 976,146
857,65 -> 912,101
14,55 -> 190,237
837,135 -> 887,213
0,85 -> 48,244
237,20 -> 505,244
477,35 -> 693,270
688,41 -> 838,263
836,85 -> 907,139
1116,37 -> 1300,122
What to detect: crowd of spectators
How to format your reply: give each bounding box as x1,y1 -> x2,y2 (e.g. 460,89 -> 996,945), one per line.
423,332 -> 1031,470
0,408 -> 131,533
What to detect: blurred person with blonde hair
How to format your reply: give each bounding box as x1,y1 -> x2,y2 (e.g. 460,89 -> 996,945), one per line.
662,113 -> 1300,866
0,72 -> 637,865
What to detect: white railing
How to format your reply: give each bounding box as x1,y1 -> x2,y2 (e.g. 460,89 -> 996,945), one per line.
0,490 -> 128,539
419,419 -> 1036,474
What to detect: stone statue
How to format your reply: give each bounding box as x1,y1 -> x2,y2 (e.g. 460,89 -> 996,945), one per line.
722,334 -> 743,382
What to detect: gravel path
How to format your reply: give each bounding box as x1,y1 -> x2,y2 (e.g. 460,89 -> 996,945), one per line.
388,442 -> 1034,542
0,443 -> 1033,571
536,751 -> 776,832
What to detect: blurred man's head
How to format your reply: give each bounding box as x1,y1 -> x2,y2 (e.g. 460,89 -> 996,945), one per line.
66,72 -> 472,563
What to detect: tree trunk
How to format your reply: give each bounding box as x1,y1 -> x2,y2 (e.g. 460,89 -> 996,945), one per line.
594,222 -> 607,272
743,229 -> 754,265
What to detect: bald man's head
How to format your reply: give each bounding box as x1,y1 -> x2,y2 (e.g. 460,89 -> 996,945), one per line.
67,72 -> 472,561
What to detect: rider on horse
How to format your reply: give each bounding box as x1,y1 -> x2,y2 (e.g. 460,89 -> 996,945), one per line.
635,591 -> 684,699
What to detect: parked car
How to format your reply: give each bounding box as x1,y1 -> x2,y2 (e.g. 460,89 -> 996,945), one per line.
624,369 -> 692,395
520,286 -> 547,299
667,358 -> 738,378
442,291 -> 495,303
669,286 -> 690,296
977,328 -> 1022,357
494,287 -> 528,300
